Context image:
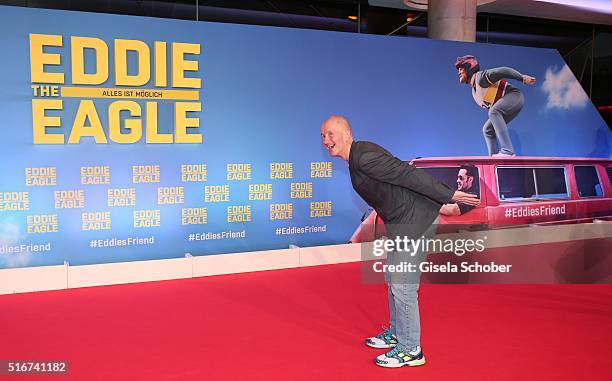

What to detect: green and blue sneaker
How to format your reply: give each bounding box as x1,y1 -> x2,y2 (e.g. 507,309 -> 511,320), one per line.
374,345 -> 426,368
365,328 -> 397,349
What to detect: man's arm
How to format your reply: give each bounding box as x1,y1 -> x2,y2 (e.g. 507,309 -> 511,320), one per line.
359,151 -> 455,204
480,67 -> 536,87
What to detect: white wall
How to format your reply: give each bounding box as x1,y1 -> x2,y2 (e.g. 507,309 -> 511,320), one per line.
1,222 -> 610,295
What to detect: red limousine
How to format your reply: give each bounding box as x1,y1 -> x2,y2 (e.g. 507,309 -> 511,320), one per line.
350,156 -> 612,242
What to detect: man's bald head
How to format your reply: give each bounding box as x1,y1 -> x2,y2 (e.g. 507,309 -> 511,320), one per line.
321,115 -> 354,161
322,115 -> 352,136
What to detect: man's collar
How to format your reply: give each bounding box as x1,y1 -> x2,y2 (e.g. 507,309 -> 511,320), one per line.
348,140 -> 356,163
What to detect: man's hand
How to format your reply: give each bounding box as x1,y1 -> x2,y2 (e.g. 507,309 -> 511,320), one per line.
522,75 -> 536,85
440,203 -> 461,216
452,191 -> 480,206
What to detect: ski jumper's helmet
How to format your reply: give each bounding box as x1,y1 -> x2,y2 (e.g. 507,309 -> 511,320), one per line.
455,55 -> 480,82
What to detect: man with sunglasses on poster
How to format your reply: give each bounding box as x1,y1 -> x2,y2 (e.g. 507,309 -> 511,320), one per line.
439,165 -> 480,216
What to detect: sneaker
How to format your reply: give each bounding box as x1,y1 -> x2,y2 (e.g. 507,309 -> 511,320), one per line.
365,328 -> 397,349
374,346 -> 426,368
492,152 -> 516,157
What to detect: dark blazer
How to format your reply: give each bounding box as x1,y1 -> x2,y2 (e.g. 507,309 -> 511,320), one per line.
349,141 -> 454,238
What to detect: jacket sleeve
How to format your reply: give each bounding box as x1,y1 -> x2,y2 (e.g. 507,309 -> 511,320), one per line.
358,150 -> 455,204
479,67 -> 523,87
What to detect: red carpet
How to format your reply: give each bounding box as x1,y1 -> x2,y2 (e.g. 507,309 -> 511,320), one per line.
1,262 -> 611,380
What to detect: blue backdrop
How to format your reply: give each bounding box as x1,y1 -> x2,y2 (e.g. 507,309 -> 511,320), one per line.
0,5 -> 609,268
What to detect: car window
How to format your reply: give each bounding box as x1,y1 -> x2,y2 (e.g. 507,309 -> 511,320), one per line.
534,168 -> 567,199
421,166 -> 480,197
575,165 -> 603,197
497,167 -> 568,201
497,168 -> 535,199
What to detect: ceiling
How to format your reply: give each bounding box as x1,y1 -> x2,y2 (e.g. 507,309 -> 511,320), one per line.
372,0 -> 612,26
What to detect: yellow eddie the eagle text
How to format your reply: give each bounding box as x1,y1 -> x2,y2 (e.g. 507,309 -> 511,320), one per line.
29,34 -> 202,144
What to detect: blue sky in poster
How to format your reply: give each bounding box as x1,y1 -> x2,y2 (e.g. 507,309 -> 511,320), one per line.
0,5 -> 609,268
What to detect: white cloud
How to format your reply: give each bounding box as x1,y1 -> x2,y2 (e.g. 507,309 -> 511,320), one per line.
4,252 -> 35,268
0,218 -> 33,268
541,65 -> 589,110
0,219 -> 21,246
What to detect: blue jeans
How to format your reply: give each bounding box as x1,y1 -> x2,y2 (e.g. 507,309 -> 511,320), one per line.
384,218 -> 439,351
483,90 -> 524,155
